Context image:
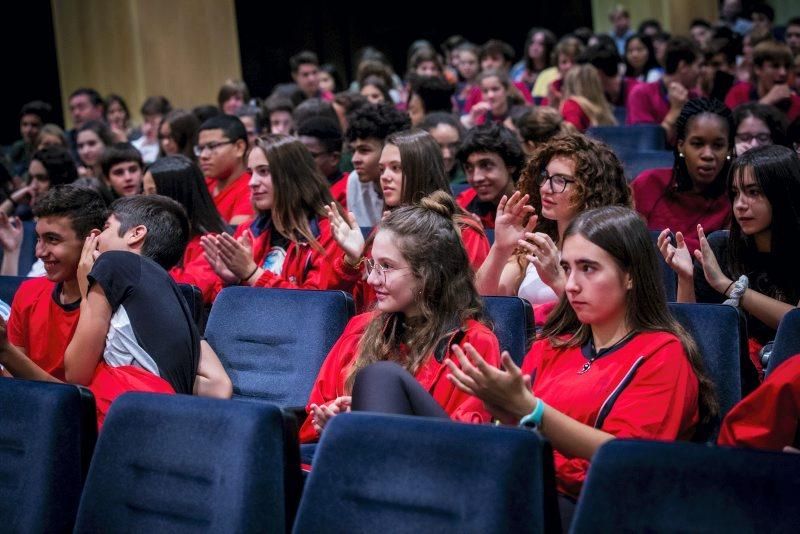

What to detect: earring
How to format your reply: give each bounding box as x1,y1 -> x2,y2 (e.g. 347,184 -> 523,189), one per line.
726,155 -> 731,160
679,153 -> 685,158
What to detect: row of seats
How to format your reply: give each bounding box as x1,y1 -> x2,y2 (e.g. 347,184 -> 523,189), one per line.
4,381 -> 800,533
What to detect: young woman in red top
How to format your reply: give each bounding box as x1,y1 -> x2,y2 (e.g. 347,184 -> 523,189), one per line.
559,64 -> 617,132
632,98 -> 733,253
325,129 -> 490,311
658,145 -> 800,379
299,192 -> 500,444
447,206 -> 717,511
200,134 -> 344,298
142,155 -> 228,303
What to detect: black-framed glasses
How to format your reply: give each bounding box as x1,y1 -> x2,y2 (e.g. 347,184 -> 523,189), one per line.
538,170 -> 576,193
364,258 -> 410,283
193,140 -> 233,156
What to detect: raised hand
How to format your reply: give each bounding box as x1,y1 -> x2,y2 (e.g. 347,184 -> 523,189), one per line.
657,228 -> 693,280
0,213 -> 23,252
493,191 -> 538,253
519,231 -> 564,293
446,345 -> 535,424
77,232 -> 100,299
325,202 -> 365,265
693,225 -> 730,294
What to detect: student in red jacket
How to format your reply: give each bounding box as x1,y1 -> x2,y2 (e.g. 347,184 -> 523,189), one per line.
299,191 -> 501,444
142,155 -> 228,304
725,41 -> 800,124
200,134 -> 345,297
455,123 -> 526,230
632,98 -> 733,253
718,354 -> 800,451
447,206 -> 716,512
197,115 -> 253,226
324,129 -> 490,311
476,133 -> 631,312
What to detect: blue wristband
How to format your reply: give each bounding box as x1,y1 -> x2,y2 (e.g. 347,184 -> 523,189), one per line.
519,398 -> 545,428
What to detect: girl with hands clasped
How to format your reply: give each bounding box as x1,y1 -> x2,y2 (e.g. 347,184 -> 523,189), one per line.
658,145 -> 800,378
200,135 -> 345,301
299,192 -> 500,445
448,206 -> 717,507
323,129 -> 489,311
476,133 -> 631,309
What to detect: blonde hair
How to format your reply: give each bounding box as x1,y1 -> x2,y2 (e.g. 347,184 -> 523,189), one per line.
561,65 -> 616,127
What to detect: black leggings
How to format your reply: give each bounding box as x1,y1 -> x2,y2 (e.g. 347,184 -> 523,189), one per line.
351,361 -> 449,418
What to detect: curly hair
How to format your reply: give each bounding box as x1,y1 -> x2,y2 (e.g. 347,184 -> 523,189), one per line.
345,191 -> 486,392
518,133 -> 631,240
345,103 -> 411,143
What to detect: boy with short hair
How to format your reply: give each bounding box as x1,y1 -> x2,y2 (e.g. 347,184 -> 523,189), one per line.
197,114 -> 253,225
297,116 -> 348,206
344,103 -> 410,226
3,186 -> 107,380
100,142 -> 144,198
0,194 -> 232,425
132,95 -> 172,164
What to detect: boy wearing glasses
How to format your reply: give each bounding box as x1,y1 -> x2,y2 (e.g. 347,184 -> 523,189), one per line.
197,115 -> 253,225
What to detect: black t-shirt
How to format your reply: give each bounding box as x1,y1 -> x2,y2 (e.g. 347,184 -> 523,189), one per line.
88,251 -> 199,394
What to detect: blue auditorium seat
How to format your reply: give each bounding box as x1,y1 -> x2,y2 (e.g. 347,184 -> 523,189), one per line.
621,149 -> 674,181
0,379 -> 97,532
668,303 -> 747,440
765,308 -> 800,377
587,124 -> 666,152
293,413 -> 560,533
571,439 -> 800,533
204,287 -> 355,407
74,393 -> 298,533
483,295 -> 534,366
0,275 -> 29,306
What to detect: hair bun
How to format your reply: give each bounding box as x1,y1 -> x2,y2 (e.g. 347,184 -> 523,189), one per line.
418,190 -> 457,220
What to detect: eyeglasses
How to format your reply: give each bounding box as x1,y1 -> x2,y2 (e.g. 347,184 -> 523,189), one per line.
364,258 -> 410,284
538,170 -> 576,193
193,140 -> 233,156
735,133 -> 771,144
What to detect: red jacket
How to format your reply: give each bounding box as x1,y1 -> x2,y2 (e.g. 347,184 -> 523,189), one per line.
206,171 -> 254,224
456,188 -> 496,230
718,354 -> 800,451
169,235 -> 219,304
189,214 -> 345,302
561,98 -> 591,132
521,331 -> 700,499
299,312 -> 500,443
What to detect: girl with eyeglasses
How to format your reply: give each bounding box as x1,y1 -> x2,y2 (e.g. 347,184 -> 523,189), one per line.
475,133 -> 631,310
199,134 -> 347,302
632,98 -> 733,253
732,102 -> 788,156
324,129 -> 489,311
299,191 -> 500,445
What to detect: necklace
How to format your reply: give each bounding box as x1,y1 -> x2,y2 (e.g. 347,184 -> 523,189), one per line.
577,331 -> 636,375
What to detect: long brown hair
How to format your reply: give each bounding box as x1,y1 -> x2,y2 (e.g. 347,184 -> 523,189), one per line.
385,129 -> 484,236
541,206 -> 718,431
345,191 -> 486,392
251,134 -> 338,252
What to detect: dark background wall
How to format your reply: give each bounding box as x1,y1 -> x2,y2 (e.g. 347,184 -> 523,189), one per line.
3,0 -> 594,145
1,1 -> 63,145
235,1 -> 594,98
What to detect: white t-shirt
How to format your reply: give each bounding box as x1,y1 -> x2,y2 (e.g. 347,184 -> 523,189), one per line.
517,262 -> 558,305
346,170 -> 384,228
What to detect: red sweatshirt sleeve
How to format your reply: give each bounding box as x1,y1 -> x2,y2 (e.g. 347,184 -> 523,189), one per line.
298,314 -> 371,443
460,224 -> 490,271
718,354 -> 800,451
